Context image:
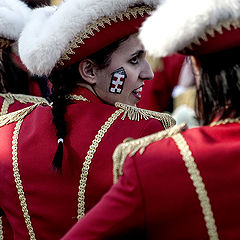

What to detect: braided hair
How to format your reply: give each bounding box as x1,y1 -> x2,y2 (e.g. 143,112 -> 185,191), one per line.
195,47 -> 240,125
50,37 -> 129,172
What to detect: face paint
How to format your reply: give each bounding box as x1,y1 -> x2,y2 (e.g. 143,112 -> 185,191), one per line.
109,67 -> 127,94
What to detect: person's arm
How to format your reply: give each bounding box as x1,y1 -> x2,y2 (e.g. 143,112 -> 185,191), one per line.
61,155 -> 145,240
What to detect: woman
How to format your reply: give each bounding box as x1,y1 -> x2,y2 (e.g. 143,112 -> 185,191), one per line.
61,0 -> 240,239
0,0 -> 174,239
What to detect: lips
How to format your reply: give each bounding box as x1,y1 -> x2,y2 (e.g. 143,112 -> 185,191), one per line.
132,85 -> 143,100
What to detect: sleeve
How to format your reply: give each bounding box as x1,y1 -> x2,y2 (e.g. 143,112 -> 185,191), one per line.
61,156 -> 145,240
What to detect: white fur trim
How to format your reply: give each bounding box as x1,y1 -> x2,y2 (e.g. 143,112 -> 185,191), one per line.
0,0 -> 32,40
19,0 -> 160,76
139,0 -> 240,57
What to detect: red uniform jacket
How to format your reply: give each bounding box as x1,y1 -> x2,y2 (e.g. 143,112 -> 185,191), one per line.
0,93 -> 49,116
61,120 -> 240,240
0,87 -> 174,240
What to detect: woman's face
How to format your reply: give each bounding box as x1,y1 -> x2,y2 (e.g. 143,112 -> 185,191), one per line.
93,33 -> 154,106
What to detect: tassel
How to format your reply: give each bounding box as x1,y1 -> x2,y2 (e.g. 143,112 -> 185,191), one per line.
52,138 -> 64,172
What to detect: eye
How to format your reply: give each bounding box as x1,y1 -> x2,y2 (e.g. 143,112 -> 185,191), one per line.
129,56 -> 138,64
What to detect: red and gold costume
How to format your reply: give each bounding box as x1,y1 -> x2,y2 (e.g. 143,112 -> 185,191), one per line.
61,120 -> 240,240
0,87 -> 174,239
0,93 -> 49,116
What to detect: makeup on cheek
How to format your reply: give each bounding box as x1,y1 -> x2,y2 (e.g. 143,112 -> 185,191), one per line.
109,67 -> 127,94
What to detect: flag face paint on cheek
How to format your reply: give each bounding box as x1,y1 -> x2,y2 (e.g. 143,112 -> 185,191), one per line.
109,67 -> 127,94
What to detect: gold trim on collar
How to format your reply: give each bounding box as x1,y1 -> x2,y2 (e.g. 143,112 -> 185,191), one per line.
115,102 -> 176,128
57,6 -> 152,67
210,117 -> 240,127
172,133 -> 219,240
65,94 -> 89,102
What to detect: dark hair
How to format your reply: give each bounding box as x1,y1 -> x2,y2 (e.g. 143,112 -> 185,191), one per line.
0,47 -> 51,98
0,47 -> 29,94
50,37 -> 129,171
195,47 -> 240,125
22,0 -> 50,8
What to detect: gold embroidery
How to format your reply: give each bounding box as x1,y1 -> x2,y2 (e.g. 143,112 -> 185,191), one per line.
77,108 -> 124,220
0,38 -> 12,49
57,6 -> 152,66
0,216 -> 3,240
115,102 -> 176,129
12,120 -> 36,240
113,123 -> 186,183
172,133 -> 219,240
0,104 -> 39,127
0,93 -> 49,116
65,94 -> 89,102
186,18 -> 240,51
210,117 -> 240,127
0,95 -> 14,116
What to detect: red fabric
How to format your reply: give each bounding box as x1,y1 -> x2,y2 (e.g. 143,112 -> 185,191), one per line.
62,123 -> 240,240
137,54 -> 185,112
0,88 -> 165,239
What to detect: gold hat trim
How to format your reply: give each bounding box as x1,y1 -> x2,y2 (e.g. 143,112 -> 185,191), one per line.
185,18 -> 240,51
0,38 -> 12,49
57,6 -> 152,67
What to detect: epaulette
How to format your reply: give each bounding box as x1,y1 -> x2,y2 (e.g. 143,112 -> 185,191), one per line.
115,102 -> 176,129
0,93 -> 50,116
113,123 -> 186,183
0,103 -> 41,127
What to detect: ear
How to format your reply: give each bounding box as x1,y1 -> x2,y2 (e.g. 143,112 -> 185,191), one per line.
78,59 -> 97,84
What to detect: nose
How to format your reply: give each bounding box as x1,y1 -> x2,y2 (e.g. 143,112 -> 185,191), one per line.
139,60 -> 154,81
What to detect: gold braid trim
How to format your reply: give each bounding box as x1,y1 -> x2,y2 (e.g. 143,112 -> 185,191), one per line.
0,95 -> 14,116
0,38 -> 12,49
57,6 -> 152,66
12,120 -> 36,240
210,117 -> 240,127
0,104 -> 39,127
0,93 -> 49,116
113,123 -> 186,183
65,94 -> 89,102
185,18 -> 240,52
115,102 -> 176,129
172,133 -> 219,240
0,216 -> 3,240
77,108 -> 124,220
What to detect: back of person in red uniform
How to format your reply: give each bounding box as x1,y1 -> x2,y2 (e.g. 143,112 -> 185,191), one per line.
0,0 -> 51,116
0,0 -> 175,239
61,0 -> 240,239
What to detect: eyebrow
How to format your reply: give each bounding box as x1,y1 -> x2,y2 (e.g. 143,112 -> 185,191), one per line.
130,50 -> 145,57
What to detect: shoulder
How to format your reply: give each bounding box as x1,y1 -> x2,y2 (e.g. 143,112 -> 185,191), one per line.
113,123 -> 186,183
0,93 -> 50,115
0,102 -> 49,128
115,102 -> 176,129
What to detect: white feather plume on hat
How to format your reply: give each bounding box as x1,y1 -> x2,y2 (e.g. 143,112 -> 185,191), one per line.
0,0 -> 32,41
18,0 -> 161,76
139,0 -> 240,58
